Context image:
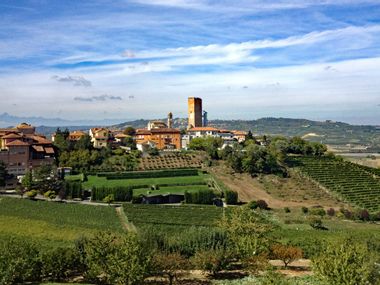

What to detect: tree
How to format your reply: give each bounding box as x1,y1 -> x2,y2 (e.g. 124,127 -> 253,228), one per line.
151,252 -> 188,285
21,171 -> 33,191
123,127 -> 136,136
246,130 -> 254,140
313,238 -> 379,285
0,161 -> 6,187
271,244 -> 303,268
192,248 -> 232,276
75,134 -> 93,150
219,206 -> 272,258
82,232 -> 149,285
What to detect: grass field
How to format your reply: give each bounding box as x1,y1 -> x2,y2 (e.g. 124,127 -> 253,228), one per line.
0,197 -> 123,246
133,184 -> 210,196
123,203 -> 225,228
82,173 -> 209,189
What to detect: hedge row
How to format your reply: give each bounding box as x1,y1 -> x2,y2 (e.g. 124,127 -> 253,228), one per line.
61,181 -> 84,199
102,169 -> 199,180
91,186 -> 133,202
184,189 -> 217,205
224,190 -> 238,205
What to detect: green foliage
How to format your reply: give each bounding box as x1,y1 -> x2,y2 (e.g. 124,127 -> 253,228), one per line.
21,171 -> 33,190
224,190 -> 238,205
74,134 -> 93,150
249,200 -> 269,210
185,189 -> 217,204
148,147 -> 159,156
192,248 -> 232,276
92,186 -> 133,202
284,207 -> 291,213
103,194 -> 115,204
41,247 -> 81,282
81,232 -> 149,285
0,237 -> 41,284
0,161 -> 6,187
61,180 -> 84,199
26,189 -> 38,199
312,238 -> 379,285
53,128 -> 70,152
309,208 -> 326,217
219,206 -> 272,258
301,207 -> 309,214
123,127 -> 136,136
150,251 -> 189,285
309,217 -> 327,230
44,190 -> 56,200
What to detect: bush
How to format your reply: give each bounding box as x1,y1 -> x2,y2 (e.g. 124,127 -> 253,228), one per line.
44,190 -> 56,200
192,248 -> 232,276
313,238 -> 379,285
0,238 -> 41,284
92,186 -> 133,202
309,207 -> 326,217
355,209 -> 370,221
284,207 -> 291,213
271,244 -> 303,268
150,251 -> 189,285
309,217 -> 327,230
26,190 -> 38,199
103,169 -> 199,180
224,190 -> 238,205
301,206 -> 309,214
61,181 -> 83,199
41,247 -> 82,282
248,200 -> 269,210
326,208 -> 335,217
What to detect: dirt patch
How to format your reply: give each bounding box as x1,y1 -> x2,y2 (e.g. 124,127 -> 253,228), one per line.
210,165 -> 346,209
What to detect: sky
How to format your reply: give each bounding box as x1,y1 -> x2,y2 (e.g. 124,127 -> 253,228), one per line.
0,0 -> 380,125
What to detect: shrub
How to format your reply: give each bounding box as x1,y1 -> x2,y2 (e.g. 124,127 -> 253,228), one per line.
313,238 -> 379,285
103,169 -> 199,179
41,247 -> 82,282
355,209 -> 370,221
271,244 -> 303,268
309,207 -> 326,217
224,190 -> 238,205
103,194 -> 115,204
326,208 -> 335,217
301,206 -> 309,214
92,186 -> 133,202
249,200 -> 269,210
26,190 -> 38,199
284,207 -> 291,213
192,248 -> 232,276
309,217 -> 327,230
44,190 -> 56,200
343,209 -> 353,219
185,189 -> 216,205
0,238 -> 41,284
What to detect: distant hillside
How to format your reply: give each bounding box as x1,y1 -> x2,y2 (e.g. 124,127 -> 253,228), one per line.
115,117 -> 380,149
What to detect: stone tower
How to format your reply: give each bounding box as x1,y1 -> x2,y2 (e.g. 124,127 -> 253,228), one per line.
167,112 -> 173,128
188,97 -> 202,129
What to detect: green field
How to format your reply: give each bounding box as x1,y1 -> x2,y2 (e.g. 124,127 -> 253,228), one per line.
288,156 -> 380,212
123,203 -> 225,228
82,173 -> 209,189
0,197 -> 122,245
133,184 -> 210,196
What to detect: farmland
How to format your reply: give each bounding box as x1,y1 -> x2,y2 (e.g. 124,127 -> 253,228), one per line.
137,153 -> 203,170
0,197 -> 122,245
287,156 -> 380,212
123,203 -> 225,228
82,173 -> 209,189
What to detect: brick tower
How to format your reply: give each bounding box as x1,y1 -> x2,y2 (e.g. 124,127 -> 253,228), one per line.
188,97 -> 202,129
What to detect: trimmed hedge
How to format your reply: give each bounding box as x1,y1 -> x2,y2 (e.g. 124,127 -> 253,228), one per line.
92,186 -> 133,202
61,181 -> 84,199
102,169 -> 199,180
185,189 -> 217,205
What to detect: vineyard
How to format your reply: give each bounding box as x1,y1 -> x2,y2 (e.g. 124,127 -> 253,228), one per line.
0,197 -> 122,244
288,156 -> 380,212
137,153 -> 203,170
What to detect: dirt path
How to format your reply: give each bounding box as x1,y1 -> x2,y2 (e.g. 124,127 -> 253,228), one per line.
115,206 -> 136,232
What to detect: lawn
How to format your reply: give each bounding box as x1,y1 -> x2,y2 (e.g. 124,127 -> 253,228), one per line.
133,184 -> 210,196
82,173 -> 209,189
0,197 -> 123,246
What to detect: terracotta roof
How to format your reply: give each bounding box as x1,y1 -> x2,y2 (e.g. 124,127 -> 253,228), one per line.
70,130 -> 86,136
32,145 -> 45,152
136,129 -> 152,135
17,123 -> 34,129
28,135 -> 52,145
115,133 -> 129,138
6,139 -> 30,147
44,147 -> 55,154
232,130 -> 247,136
188,127 -> 219,132
2,132 -> 22,139
151,128 -> 180,134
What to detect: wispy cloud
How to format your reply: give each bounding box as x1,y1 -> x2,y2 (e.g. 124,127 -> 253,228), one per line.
73,95 -> 122,102
51,75 -> 92,87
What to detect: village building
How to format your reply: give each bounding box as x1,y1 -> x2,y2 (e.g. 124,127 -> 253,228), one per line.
0,123 -> 55,176
89,127 -> 111,148
136,113 -> 181,150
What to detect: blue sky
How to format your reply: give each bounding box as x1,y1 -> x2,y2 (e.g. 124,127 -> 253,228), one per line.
1,0 -> 380,124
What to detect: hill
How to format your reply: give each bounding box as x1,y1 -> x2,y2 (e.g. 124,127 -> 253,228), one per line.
114,117 -> 380,149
